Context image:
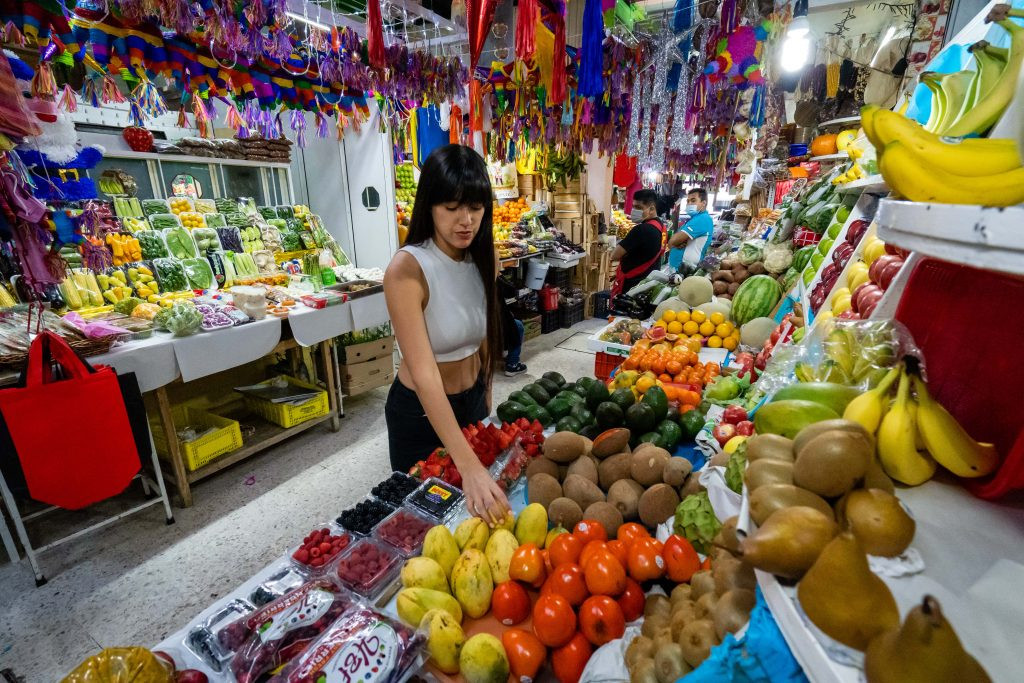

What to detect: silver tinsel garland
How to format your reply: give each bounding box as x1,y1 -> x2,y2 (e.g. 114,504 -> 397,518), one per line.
669,62 -> 693,154
638,68 -> 656,170
626,70 -> 646,158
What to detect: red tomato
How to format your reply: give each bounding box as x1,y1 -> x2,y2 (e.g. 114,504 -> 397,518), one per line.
605,539 -> 629,568
578,540 -> 608,569
542,548 -> 554,576
663,534 -> 701,583
502,628 -> 546,683
532,593 -> 577,648
551,632 -> 593,683
542,563 -> 589,607
573,519 -> 608,545
616,578 -> 645,622
616,522 -> 650,549
579,595 -> 626,646
491,580 -> 531,626
628,537 -> 665,582
509,543 -> 547,588
549,532 -> 584,568
583,550 -> 627,597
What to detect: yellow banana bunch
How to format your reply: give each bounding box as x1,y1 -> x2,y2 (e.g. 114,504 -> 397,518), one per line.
912,375 -> 1000,478
877,369 -> 937,486
879,140 -> 1024,206
844,366 -> 901,434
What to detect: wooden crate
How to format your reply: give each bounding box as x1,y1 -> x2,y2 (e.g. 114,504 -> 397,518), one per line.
522,314 -> 542,341
341,355 -> 395,396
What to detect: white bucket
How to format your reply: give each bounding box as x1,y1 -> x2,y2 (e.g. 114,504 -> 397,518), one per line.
524,259 -> 550,289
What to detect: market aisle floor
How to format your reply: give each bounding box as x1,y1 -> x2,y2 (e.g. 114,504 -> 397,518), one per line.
0,319 -> 606,682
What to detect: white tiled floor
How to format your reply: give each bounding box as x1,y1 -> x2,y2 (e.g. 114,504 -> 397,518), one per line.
0,319 -> 605,682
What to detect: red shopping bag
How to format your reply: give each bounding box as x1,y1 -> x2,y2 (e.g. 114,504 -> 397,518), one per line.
0,331 -> 140,509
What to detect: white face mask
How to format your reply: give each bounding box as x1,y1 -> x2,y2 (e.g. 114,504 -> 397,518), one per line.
686,204 -> 699,216
629,209 -> 644,222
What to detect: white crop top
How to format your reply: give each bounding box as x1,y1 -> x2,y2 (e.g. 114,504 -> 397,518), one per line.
401,239 -> 487,362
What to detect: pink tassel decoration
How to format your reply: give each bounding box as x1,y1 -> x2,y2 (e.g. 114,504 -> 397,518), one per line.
225,103 -> 246,136
31,62 -> 58,100
59,84 -> 78,112
193,95 -> 210,138
101,74 -> 126,104
3,21 -> 24,46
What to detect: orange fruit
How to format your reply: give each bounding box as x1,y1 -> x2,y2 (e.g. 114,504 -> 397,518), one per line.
723,336 -> 738,351
665,360 -> 682,376
715,323 -> 733,337
682,321 -> 699,335
707,335 -> 723,348
698,321 -> 715,336
690,310 -> 707,324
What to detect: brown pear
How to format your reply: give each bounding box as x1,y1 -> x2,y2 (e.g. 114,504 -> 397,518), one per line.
744,458 -> 794,492
797,532 -> 899,651
740,506 -> 838,579
864,595 -> 991,683
712,516 -> 741,555
840,488 -> 915,557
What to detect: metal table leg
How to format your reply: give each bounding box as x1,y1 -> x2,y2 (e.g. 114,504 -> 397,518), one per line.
0,469 -> 45,585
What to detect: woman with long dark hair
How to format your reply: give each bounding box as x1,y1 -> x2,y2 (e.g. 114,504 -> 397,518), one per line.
383,144 -> 509,523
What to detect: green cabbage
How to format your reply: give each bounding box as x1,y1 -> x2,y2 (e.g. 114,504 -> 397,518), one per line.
674,491 -> 721,555
737,240 -> 765,265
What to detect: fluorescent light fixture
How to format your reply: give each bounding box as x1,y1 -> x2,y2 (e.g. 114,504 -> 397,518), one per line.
286,11 -> 330,30
781,34 -> 811,72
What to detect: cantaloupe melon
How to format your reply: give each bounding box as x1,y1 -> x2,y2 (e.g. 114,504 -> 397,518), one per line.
677,277 -> 713,307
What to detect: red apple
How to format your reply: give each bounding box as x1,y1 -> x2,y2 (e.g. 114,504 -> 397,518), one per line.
869,254 -> 902,287
723,405 -> 748,425
837,309 -> 861,320
176,671 -> 209,683
856,285 -> 885,318
735,420 -> 755,436
846,219 -> 870,245
877,258 -> 904,289
713,423 -> 737,447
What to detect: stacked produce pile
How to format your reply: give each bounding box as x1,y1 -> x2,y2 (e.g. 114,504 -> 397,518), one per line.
236,136 -> 293,163
493,198 -> 531,238
817,233 -> 908,323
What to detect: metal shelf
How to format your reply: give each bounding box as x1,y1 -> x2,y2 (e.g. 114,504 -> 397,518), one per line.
809,153 -> 848,163
836,174 -> 887,194
817,115 -> 861,128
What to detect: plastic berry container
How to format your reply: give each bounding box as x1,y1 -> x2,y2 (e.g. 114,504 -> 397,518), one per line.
407,477 -> 465,523
373,507 -> 435,557
248,563 -> 307,607
185,598 -> 254,672
370,471 -> 421,507
288,524 -> 353,576
334,538 -> 403,601
335,497 -> 396,537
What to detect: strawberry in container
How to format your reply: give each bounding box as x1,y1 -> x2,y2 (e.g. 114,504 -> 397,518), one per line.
267,607 -> 424,683
409,448 -> 462,488
218,578 -> 357,683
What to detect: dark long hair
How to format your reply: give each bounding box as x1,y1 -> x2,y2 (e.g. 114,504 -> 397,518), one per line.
406,144 -> 501,380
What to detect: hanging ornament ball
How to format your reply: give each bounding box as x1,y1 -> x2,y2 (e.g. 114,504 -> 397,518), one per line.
122,126 -> 154,152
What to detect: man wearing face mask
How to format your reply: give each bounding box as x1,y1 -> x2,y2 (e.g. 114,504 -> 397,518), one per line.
667,188 -> 714,275
611,189 -> 666,297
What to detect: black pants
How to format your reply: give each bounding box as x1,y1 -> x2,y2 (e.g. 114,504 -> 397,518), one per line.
385,377 -> 488,473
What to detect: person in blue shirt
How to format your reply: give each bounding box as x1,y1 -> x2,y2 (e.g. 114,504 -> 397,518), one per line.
667,188 -> 714,275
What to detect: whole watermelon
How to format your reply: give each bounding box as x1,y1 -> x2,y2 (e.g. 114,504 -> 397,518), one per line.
732,275 -> 783,325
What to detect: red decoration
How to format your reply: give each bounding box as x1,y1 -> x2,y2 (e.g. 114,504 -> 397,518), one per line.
551,7 -> 567,104
122,126 -> 153,152
366,0 -> 386,68
515,0 -> 538,61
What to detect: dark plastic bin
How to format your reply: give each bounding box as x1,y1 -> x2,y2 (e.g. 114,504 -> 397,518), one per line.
541,310 -> 561,334
593,290 -> 611,318
559,300 -> 585,328
547,267 -> 572,290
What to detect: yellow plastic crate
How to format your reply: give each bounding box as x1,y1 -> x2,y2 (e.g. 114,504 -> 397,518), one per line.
243,376 -> 330,428
151,407 -> 243,471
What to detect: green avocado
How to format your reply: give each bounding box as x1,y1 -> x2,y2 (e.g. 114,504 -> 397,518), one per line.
595,402 -> 624,429
556,416 -> 583,433
625,403 -> 656,435
525,403 -> 554,426
586,382 -> 611,410
509,390 -> 538,407
537,378 -> 561,396
572,383 -> 589,398
555,390 -> 584,406
579,423 -> 603,440
570,404 -> 594,426
665,405 -> 681,424
546,397 -> 573,421
524,383 -> 551,405
657,420 -> 683,449
575,376 -> 596,393
679,410 -> 706,439
610,387 -> 636,412
639,432 -> 667,448
496,401 -> 526,424
543,371 -> 566,388
642,386 -> 669,422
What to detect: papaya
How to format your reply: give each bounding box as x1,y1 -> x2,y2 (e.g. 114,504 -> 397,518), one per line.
451,549 -> 494,619
754,400 -> 840,440
770,383 -> 862,417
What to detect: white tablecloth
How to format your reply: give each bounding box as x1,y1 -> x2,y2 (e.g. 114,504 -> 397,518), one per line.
350,292 -> 389,330
287,301 -> 354,346
91,334 -> 180,392
172,316 -> 283,383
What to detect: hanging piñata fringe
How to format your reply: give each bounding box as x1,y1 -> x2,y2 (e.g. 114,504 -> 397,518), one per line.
577,0 -> 603,98
130,74 -> 168,120
80,78 -> 100,108
3,21 -> 23,45
316,111 -> 330,139
101,74 -> 125,104
225,103 -> 246,136
31,62 -> 58,100
58,84 -> 77,112
551,3 -> 567,104
514,0 -> 538,62
289,109 -> 307,148
366,0 -> 387,68
193,95 -> 210,138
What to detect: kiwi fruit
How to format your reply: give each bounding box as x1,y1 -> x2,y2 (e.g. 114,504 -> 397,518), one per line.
563,474 -> 605,510
625,636 -> 655,669
631,447 -> 671,486
709,451 -> 731,468
592,427 -> 630,458
629,658 -> 658,683
749,483 -> 833,526
662,457 -> 693,487
712,516 -> 741,555
607,479 -> 644,520
526,456 -> 559,480
584,501 -> 624,537
670,584 -> 693,606
527,473 -> 562,508
598,452 -> 633,490
689,570 -> 715,599
641,612 -> 670,638
645,594 -> 672,618
566,455 -> 600,485
712,589 -> 756,639
679,619 -> 718,668
654,643 -> 690,683
545,431 -> 588,463
693,592 -> 718,620
744,458 -> 794,491
638,484 -> 681,528
792,431 -> 873,497
792,419 -> 873,457
679,472 -> 703,499
713,557 -> 756,596
744,433 -> 795,463
548,497 -> 584,529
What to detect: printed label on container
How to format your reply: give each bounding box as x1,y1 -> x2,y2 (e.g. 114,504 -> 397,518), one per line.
426,485 -> 453,502
256,588 -> 335,643
294,622 -> 398,682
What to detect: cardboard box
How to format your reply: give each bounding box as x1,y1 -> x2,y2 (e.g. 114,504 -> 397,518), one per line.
341,355 -> 395,396
339,336 -> 394,364
522,314 -> 542,341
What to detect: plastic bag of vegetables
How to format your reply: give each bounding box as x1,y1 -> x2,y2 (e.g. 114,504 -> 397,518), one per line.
155,301 -> 203,336
762,242 -> 794,274
737,240 -> 765,266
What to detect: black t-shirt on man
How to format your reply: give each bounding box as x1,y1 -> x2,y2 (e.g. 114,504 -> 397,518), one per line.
619,219 -> 664,292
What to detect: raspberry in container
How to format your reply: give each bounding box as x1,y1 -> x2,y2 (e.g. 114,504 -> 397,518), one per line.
373,507 -> 434,557
268,607 -> 424,683
406,477 -> 464,523
334,538 -> 402,601
335,497 -> 395,537
289,524 -> 353,576
218,577 -> 357,683
184,598 -> 255,673
370,472 -> 420,508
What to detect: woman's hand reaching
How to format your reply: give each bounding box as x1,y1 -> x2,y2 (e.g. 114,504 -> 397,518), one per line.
461,460 -> 510,525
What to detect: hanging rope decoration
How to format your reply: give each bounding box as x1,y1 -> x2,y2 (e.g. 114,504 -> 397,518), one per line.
638,69 -> 656,168
366,0 -> 387,68
515,0 -> 538,61
669,58 -> 692,153
577,0 -> 604,97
